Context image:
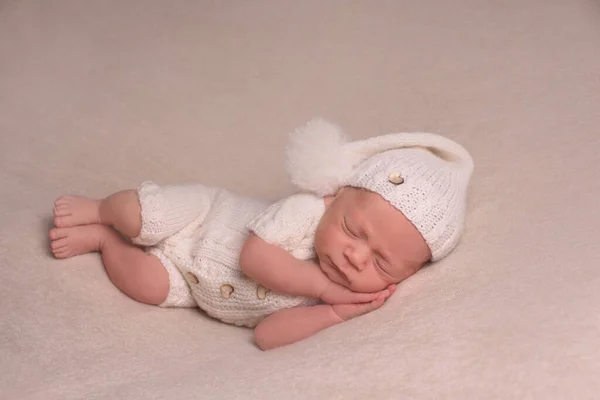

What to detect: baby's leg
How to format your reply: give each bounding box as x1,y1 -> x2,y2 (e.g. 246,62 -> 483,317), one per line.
54,190 -> 142,238
49,224 -> 169,305
54,182 -> 214,246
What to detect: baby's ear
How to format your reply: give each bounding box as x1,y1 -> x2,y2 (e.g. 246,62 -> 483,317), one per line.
323,195 -> 335,207
324,186 -> 347,206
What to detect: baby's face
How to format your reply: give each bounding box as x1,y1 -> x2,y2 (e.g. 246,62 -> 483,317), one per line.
314,187 -> 431,293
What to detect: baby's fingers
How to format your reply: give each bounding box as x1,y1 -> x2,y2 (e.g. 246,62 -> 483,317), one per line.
367,296 -> 386,311
331,290 -> 392,321
353,291 -> 381,303
367,289 -> 395,310
361,290 -> 388,310
354,285 -> 396,303
385,284 -> 397,298
382,285 -> 397,299
353,293 -> 387,316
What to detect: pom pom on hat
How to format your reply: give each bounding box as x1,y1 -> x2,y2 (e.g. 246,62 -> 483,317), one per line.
286,119 -> 363,196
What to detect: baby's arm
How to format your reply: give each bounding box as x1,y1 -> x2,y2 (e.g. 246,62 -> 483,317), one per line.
240,233 -> 383,303
240,233 -> 326,298
254,287 -> 395,350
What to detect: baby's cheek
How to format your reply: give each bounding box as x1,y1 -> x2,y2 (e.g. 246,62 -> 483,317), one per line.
353,274 -> 389,293
313,233 -> 324,254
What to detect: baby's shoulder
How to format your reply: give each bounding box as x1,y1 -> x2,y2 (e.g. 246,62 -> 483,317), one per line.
272,192 -> 325,216
248,192 -> 324,244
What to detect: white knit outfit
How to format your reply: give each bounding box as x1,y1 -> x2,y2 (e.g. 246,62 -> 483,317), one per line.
132,182 -> 323,328
132,119 -> 473,328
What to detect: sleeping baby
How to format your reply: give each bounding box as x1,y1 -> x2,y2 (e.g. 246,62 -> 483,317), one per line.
49,119 -> 474,350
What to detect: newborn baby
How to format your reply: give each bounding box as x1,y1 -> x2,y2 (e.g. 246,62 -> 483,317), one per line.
49,119 -> 474,350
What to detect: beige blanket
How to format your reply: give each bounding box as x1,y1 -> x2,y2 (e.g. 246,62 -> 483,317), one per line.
2,1 -> 599,399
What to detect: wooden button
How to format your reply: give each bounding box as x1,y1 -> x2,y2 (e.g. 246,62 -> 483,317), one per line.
256,285 -> 270,300
388,172 -> 404,185
220,284 -> 234,299
186,272 -> 199,284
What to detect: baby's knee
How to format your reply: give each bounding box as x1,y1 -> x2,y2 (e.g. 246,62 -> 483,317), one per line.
130,276 -> 169,306
126,257 -> 170,306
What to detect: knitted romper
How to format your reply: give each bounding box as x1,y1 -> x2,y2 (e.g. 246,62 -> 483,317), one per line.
131,182 -> 323,328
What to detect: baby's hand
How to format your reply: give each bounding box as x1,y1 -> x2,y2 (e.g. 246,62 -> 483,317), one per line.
319,280 -> 394,305
330,284 -> 396,322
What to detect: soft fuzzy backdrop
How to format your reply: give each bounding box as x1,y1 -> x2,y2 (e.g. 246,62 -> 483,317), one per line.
1,1 -> 599,399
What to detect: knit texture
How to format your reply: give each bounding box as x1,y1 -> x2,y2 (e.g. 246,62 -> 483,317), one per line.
346,148 -> 470,260
246,193 -> 325,260
286,119 -> 474,261
134,182 -> 323,327
147,248 -> 197,307
132,182 -> 215,247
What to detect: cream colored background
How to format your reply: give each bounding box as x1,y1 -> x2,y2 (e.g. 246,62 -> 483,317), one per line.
1,1 -> 599,399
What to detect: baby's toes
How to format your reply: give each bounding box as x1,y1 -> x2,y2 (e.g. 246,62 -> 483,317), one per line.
53,248 -> 71,259
50,238 -> 69,251
54,196 -> 71,210
49,228 -> 68,241
53,196 -> 78,220
53,205 -> 72,217
53,215 -> 73,228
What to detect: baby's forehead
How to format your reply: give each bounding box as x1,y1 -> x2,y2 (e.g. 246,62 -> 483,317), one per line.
343,186 -> 379,203
345,187 -> 398,214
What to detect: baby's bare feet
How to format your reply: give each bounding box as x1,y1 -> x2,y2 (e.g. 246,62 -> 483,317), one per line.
53,195 -> 102,228
49,225 -> 110,259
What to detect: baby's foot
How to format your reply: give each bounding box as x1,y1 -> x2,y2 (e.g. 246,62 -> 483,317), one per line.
53,195 -> 102,228
49,225 -> 110,259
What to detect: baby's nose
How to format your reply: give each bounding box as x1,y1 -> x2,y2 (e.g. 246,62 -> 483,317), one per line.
345,244 -> 370,271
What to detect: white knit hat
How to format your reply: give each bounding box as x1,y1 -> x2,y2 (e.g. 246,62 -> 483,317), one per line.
286,119 -> 474,261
